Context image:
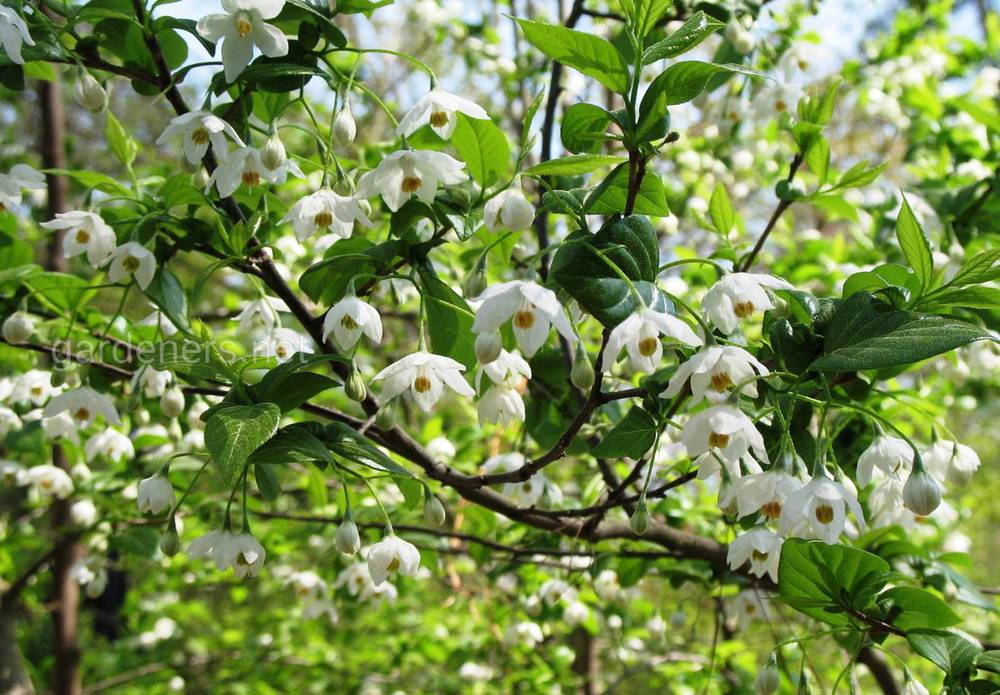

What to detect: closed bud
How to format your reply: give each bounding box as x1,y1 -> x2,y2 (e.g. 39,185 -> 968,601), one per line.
423,493 -> 446,526
375,400 -> 397,430
475,331 -> 502,364
75,73 -> 108,112
159,520 -> 181,557
463,265 -> 488,299
193,168 -> 211,189
261,133 -> 286,171
2,312 -> 34,343
903,467 -> 942,516
335,518 -> 361,555
755,656 -> 780,694
127,388 -> 143,412
333,100 -> 357,145
160,386 -> 185,419
571,356 -> 594,392
50,363 -> 69,388
242,368 -> 266,385
345,368 -> 367,402
630,502 -> 649,535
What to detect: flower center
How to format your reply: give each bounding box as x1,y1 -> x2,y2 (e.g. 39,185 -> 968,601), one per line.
638,337 -> 659,357
73,407 -> 90,422
775,99 -> 787,112
276,344 -> 289,359
522,482 -> 532,492
236,13 -> 253,38
237,552 -> 252,567
75,228 -> 91,244
751,549 -> 769,563
708,432 -> 730,448
814,504 -> 834,524
429,110 -> 449,128
314,210 -> 333,228
242,168 -> 261,186
401,176 -> 422,193
733,301 -> 755,318
41,478 -> 54,490
760,500 -> 782,519
513,310 -> 535,329
31,386 -> 42,397
192,127 -> 210,145
745,604 -> 756,615
340,315 -> 358,330
386,556 -> 400,573
710,371 -> 734,392
123,255 -> 140,272
413,376 -> 432,393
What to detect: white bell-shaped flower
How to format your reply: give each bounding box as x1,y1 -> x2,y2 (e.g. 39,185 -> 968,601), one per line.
356,149 -> 468,212
856,434 -> 913,487
367,534 -> 421,586
702,272 -> 792,334
397,88 -> 489,139
281,188 -> 372,241
42,386 -> 120,428
0,164 -> 45,210
322,295 -> 382,351
197,0 -> 289,83
602,306 -> 702,373
104,242 -> 157,290
0,7 -> 35,65
679,405 -> 769,480
137,472 -> 176,514
726,528 -> 783,582
372,351 -> 474,412
484,186 -> 535,231
156,110 -> 245,165
41,210 -> 117,267
779,473 -> 865,543
662,345 -> 768,404
472,280 -> 576,358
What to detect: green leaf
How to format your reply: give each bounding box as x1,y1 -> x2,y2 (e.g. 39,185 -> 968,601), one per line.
897,196 -> 935,292
907,629 -> 982,675
708,184 -> 735,236
105,112 -> 139,168
299,237 -> 402,304
515,18 -> 630,93
248,424 -> 333,466
880,586 -> 961,631
145,338 -> 234,383
639,62 -> 762,129
625,0 -> 674,38
45,169 -> 132,197
254,464 -> 281,501
778,538 -> 891,627
451,113 -> 510,187
524,153 -> 626,177
21,272 -> 96,315
842,264 -> 917,299
592,407 -> 658,459
809,293 -> 994,372
325,422 -> 413,477
254,353 -> 345,411
946,247 -> 1000,287
642,11 -> 726,64
836,160 -> 887,189
975,651 -> 1000,675
205,404 -> 281,486
560,103 -> 614,155
417,266 -> 476,370
585,164 -> 670,216
143,269 -> 190,333
918,286 -> 1000,311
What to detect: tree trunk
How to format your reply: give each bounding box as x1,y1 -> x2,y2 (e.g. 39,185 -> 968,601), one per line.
38,70 -> 82,695
570,626 -> 598,695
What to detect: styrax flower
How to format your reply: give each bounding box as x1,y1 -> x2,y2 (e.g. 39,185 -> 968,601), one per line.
726,528 -> 783,582
104,242 -> 157,290
679,405 -> 769,480
662,345 -> 768,404
197,0 -> 289,83
137,472 -> 176,514
397,88 -> 489,139
602,306 -> 702,373
856,434 -> 913,487
357,149 -> 468,212
779,473 -> 864,543
323,295 -> 383,351
484,186 -> 535,231
206,146 -> 303,197
372,351 -> 475,412
281,189 -> 372,241
367,534 -> 421,586
925,439 -> 980,487
0,164 -> 45,211
41,210 -> 117,267
189,529 -> 267,578
23,464 -> 74,499
84,428 -> 135,463
0,7 -> 34,65
235,296 -> 288,337
702,272 -> 792,334
719,470 -> 802,520
473,280 -> 576,358
156,110 -> 245,165
43,386 -> 120,428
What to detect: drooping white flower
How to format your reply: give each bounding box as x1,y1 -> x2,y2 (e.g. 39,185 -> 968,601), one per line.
478,384 -> 525,426
504,621 -> 544,648
538,578 -> 577,606
254,327 -> 314,363
70,558 -> 108,598
902,468 -> 942,516
104,242 -> 156,290
334,561 -> 376,596
372,351 -> 474,411
137,472 -> 176,514
137,310 -> 179,337
397,88 -> 489,139
484,187 -> 535,231
322,295 -> 382,351
356,149 -> 468,212
206,145 -> 303,197
41,211 -> 117,267
235,295 -> 288,337
856,434 -> 913,487
281,189 -> 372,241
602,306 -> 702,373
0,406 -> 21,436
662,345 -> 769,404
593,570 -> 621,601
11,369 -> 59,405
0,459 -> 25,486
69,499 -> 98,527
367,534 -> 421,585
481,452 -> 556,506
902,672 -> 930,695
0,7 -> 35,65
0,164 -> 45,211
43,386 -> 120,428
733,590 -> 770,629
719,470 -> 802,520
197,0 -> 288,83
779,473 -> 865,543
476,349 -> 531,388
134,367 -> 172,399
727,528 -> 783,582
2,311 -> 34,344
84,428 -> 135,463
156,110 -> 245,165
42,412 -> 80,444
925,439 -> 981,487
472,280 -> 576,358
679,405 -> 769,480
702,273 -> 793,334
23,464 -> 74,499
189,529 -> 266,578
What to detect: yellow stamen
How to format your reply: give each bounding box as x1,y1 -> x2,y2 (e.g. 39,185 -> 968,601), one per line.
710,371 -> 734,392
638,337 -> 659,357
708,432 -> 730,449
429,111 -> 449,128
191,127 -> 210,145
314,210 -> 333,228
815,504 -> 834,524
760,501 -> 782,519
73,407 -> 90,422
401,176 -> 422,193
413,376 -> 432,393
513,310 -> 535,329
75,228 -> 91,244
733,301 -> 755,318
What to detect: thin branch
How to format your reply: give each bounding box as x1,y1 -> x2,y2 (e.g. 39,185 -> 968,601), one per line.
738,153 -> 804,272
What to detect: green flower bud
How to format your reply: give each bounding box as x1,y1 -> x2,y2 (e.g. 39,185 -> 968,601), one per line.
423,493 -> 446,526
335,518 -> 361,555
345,368 -> 367,402
571,356 -> 594,392
630,502 -> 649,535
159,520 -> 181,557
375,400 -> 397,430
474,331 -> 502,364
463,265 -> 488,299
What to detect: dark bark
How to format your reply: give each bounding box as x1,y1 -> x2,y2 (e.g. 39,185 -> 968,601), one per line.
570,626 -> 598,695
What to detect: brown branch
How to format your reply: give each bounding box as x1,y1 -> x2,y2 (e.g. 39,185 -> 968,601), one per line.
738,153 -> 804,272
